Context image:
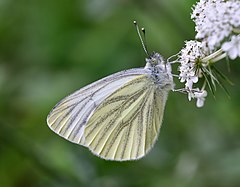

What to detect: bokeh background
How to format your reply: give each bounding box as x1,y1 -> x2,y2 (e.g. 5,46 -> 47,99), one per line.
1,0 -> 240,187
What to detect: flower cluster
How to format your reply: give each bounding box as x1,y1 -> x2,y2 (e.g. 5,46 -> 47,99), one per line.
179,41 -> 208,90
192,0 -> 240,53
178,41 -> 209,107
176,0 -> 240,107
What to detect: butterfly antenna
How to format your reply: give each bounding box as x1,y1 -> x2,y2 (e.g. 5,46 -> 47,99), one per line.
141,27 -> 150,55
134,21 -> 150,57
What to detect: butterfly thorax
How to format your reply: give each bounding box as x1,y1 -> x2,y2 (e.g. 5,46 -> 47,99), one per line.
144,52 -> 174,91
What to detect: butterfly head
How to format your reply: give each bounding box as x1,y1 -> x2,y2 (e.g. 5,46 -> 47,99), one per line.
145,52 -> 174,90
145,52 -> 171,72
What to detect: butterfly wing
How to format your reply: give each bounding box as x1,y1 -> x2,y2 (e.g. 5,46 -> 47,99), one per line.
83,74 -> 169,161
47,68 -> 150,146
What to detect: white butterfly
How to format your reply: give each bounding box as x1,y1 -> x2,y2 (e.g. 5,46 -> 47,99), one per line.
47,22 -> 174,161
47,52 -> 174,161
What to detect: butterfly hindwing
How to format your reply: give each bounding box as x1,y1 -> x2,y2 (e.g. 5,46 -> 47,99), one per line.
83,74 -> 168,161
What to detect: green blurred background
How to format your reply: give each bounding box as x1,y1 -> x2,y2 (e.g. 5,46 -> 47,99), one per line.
1,0 -> 240,187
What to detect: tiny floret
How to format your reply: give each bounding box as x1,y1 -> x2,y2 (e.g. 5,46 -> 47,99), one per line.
194,89 -> 207,108
222,35 -> 240,60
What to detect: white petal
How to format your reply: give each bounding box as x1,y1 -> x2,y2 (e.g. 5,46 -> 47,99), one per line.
222,42 -> 232,51
185,79 -> 193,90
196,98 -> 205,107
194,90 -> 207,98
228,47 -> 238,60
192,76 -> 199,83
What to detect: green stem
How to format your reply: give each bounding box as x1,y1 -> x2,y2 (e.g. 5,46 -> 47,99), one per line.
233,28 -> 240,34
201,80 -> 207,90
211,53 -> 227,63
201,49 -> 223,63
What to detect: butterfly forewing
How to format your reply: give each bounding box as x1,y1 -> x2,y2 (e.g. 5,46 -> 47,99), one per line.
83,74 -> 168,161
47,68 -> 150,146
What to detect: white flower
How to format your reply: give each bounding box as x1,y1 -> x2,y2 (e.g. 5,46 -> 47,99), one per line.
186,76 -> 198,90
178,40 -> 209,90
222,35 -> 240,60
180,66 -> 198,90
192,0 -> 240,51
187,89 -> 207,107
194,90 -> 207,108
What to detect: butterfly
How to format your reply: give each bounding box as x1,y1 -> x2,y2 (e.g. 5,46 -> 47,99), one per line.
46,22 -> 174,161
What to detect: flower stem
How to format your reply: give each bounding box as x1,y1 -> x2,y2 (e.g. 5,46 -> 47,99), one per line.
202,80 -> 206,90
233,28 -> 240,34
211,53 -> 227,63
201,49 -> 223,63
